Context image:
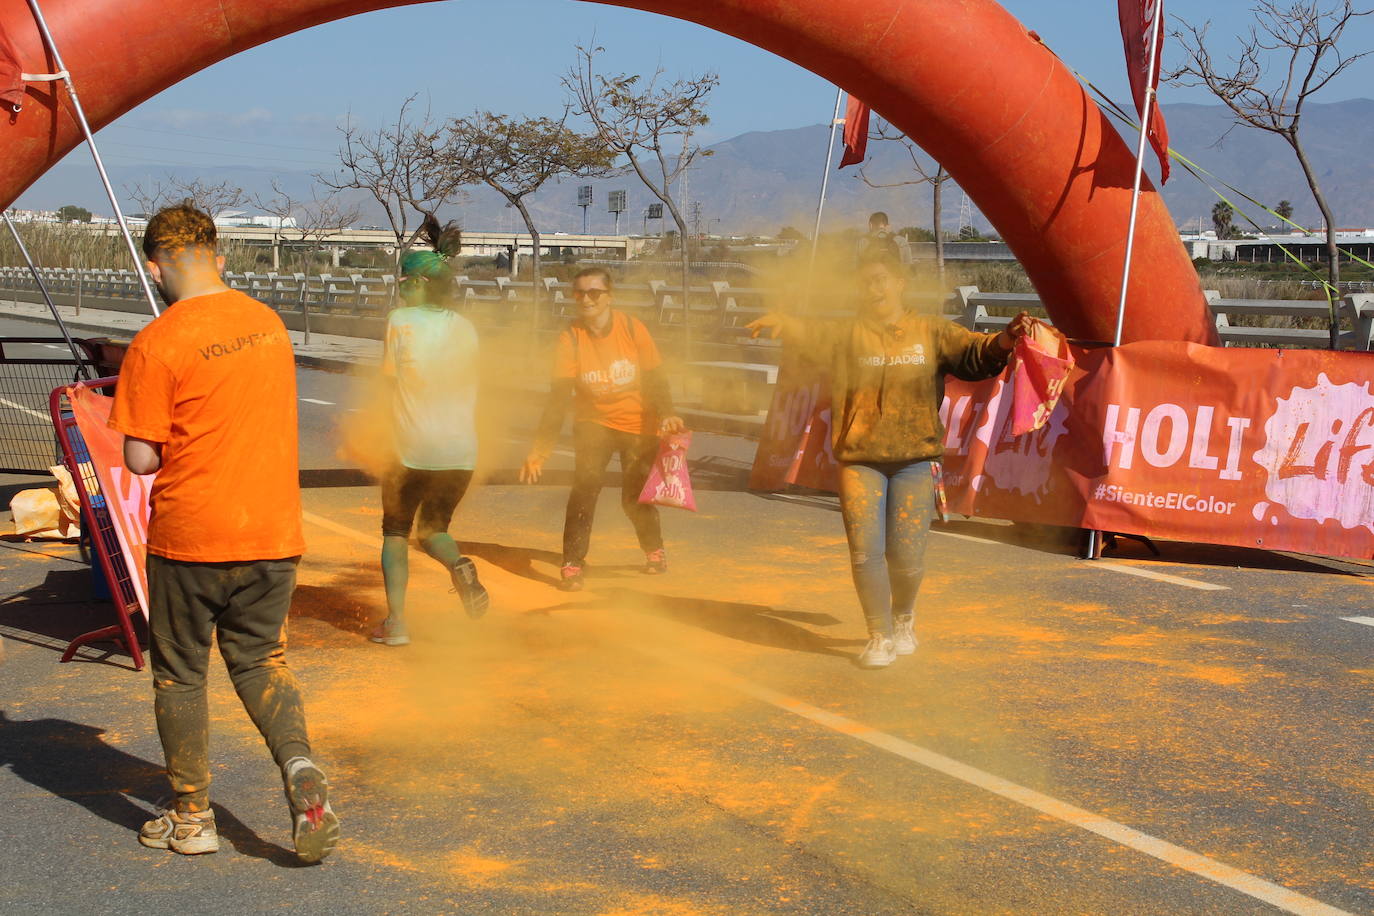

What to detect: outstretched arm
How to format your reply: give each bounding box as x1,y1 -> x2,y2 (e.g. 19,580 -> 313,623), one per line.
522,379 -> 573,484
746,313 -> 838,365
941,311 -> 1035,380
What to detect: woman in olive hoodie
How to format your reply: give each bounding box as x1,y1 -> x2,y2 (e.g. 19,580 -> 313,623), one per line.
749,252 -> 1033,669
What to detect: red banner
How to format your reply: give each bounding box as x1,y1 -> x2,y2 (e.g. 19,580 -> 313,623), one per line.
749,353 -> 840,492
753,342 -> 1374,559
69,386 -> 154,618
838,93 -> 870,169
1118,0 -> 1170,183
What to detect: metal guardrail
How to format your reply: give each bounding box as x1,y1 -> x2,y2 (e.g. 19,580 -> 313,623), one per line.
951,286 -> 1374,351
2,266 -> 1371,351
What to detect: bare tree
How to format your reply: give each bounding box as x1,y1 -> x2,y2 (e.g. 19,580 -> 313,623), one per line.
124,172 -> 247,218
319,96 -> 463,270
565,44 -> 718,356
254,179 -> 363,272
859,117 -> 954,280
440,110 -> 614,321
1169,1 -> 1374,348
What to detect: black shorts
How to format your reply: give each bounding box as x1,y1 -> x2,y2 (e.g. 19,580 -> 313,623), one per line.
381,467 -> 473,538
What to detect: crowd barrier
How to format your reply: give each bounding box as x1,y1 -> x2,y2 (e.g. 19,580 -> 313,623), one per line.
752,341 -> 1374,560
0,336 -> 103,473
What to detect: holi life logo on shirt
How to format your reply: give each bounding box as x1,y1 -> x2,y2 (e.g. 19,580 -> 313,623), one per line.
609,358 -> 637,387
1252,373 -> 1374,533
581,358 -> 638,393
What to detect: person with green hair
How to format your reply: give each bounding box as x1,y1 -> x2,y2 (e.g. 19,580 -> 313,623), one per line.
371,242 -> 489,646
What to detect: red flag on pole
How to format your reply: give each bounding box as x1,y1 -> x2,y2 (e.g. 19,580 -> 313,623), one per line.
1117,0 -> 1170,183
838,94 -> 870,168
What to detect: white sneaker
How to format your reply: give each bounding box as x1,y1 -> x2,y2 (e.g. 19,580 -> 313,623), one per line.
857,634 -> 896,669
283,756 -> 340,864
138,807 -> 219,855
893,617 -> 918,655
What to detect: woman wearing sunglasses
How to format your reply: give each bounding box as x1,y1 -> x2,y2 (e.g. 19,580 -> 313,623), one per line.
521,267 -> 684,591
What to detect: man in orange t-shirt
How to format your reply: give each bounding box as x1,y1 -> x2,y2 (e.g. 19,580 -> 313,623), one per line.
109,203 -> 337,863
521,267 -> 683,591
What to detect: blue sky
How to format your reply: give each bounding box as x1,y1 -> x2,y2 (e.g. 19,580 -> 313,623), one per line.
17,0 -> 1374,207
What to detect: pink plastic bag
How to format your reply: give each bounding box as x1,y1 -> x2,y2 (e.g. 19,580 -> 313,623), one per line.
1009,321 -> 1075,436
638,432 -> 697,511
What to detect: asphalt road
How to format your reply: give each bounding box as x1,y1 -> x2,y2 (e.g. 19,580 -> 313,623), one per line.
1,317 -> 1372,914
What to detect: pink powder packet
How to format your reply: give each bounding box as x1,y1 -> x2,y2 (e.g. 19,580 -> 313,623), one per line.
638,431 -> 697,512
1009,321 -> 1075,436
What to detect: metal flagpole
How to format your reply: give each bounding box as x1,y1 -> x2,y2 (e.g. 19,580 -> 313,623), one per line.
3,211 -> 91,379
1091,0 -> 1166,562
803,87 -> 846,312
1111,0 -> 1165,347
23,0 -> 161,317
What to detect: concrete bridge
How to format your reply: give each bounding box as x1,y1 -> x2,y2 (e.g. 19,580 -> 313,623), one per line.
57,222 -> 653,269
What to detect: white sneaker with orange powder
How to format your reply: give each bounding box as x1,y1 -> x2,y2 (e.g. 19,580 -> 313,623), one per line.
857,634 -> 897,669
283,756 -> 340,864
139,807 -> 219,855
893,617 -> 918,655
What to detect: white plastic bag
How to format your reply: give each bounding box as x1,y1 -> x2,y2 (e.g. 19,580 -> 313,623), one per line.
9,465 -> 81,540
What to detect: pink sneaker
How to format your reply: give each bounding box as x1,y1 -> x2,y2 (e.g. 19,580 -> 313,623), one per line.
559,564 -> 584,591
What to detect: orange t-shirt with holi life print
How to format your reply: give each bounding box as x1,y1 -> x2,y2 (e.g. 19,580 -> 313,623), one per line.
109,289 -> 305,562
554,310 -> 663,435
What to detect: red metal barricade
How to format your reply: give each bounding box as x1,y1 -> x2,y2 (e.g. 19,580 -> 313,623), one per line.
49,377 -> 144,669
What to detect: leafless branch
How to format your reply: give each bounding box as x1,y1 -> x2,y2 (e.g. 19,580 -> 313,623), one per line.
1166,0 -> 1373,346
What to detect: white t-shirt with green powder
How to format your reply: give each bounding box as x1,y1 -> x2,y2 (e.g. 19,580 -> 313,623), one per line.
382,306 -> 479,470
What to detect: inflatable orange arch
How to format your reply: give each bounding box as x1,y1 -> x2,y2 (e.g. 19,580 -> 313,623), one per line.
0,0 -> 1215,344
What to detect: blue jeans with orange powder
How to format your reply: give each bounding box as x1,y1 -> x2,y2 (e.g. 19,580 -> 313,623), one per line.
837,460 -> 935,638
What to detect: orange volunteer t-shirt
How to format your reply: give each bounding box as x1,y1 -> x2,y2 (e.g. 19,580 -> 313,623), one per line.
109,289 -> 306,562
553,310 -> 662,435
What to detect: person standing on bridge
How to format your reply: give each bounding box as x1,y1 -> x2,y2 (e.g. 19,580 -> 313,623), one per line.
110,202 -> 338,861
857,211 -> 911,266
371,237 -> 489,646
520,267 -> 684,591
748,251 -> 1032,669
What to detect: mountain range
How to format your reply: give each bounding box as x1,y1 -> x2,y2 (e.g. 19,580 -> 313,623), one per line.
17,99 -> 1374,238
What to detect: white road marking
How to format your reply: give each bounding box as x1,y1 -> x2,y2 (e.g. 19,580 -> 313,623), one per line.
304,511 -> 380,548
300,397 -> 335,406
646,649 -> 1352,916
304,508 -> 1349,916
1090,561 -> 1229,591
1341,616 -> 1374,628
935,529 -> 1003,546
934,529 -> 1228,591
0,397 -> 50,421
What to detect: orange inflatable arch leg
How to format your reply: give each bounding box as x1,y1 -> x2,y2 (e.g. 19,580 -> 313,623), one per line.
0,0 -> 1215,344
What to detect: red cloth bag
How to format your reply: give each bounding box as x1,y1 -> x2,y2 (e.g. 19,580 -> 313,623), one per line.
638,431 -> 697,512
1009,321 -> 1075,436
